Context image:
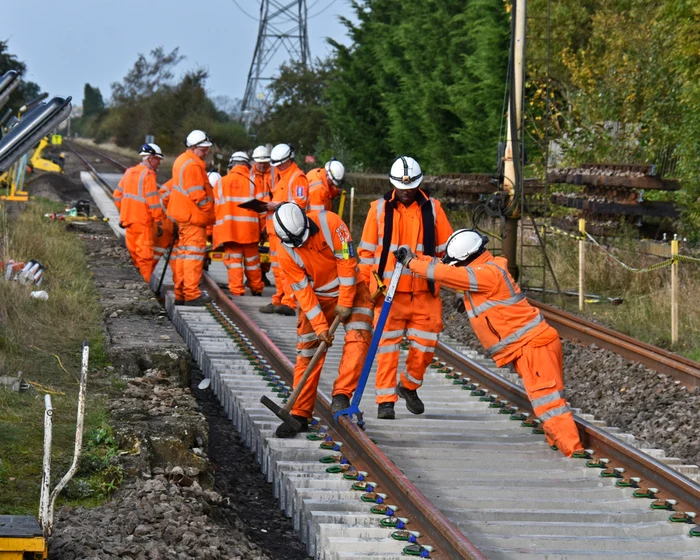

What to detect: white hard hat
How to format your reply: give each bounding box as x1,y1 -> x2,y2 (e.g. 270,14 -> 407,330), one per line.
139,142 -> 163,159
325,158 -> 345,186
186,129 -> 212,148
273,202 -> 309,248
270,143 -> 294,167
229,151 -> 250,165
389,156 -> 423,190
252,145 -> 271,163
207,171 -> 222,188
442,229 -> 489,265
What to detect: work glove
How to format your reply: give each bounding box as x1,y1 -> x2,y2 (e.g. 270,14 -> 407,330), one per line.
156,222 -> 163,237
317,330 -> 334,346
393,247 -> 416,267
454,292 -> 466,314
334,305 -> 352,320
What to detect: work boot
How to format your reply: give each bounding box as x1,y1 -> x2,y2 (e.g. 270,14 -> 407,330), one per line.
251,291 -> 263,297
259,303 -> 277,313
275,304 -> 296,316
174,299 -> 185,306
184,294 -> 212,306
397,383 -> 424,415
377,402 -> 395,420
275,415 -> 309,438
331,394 -> 351,415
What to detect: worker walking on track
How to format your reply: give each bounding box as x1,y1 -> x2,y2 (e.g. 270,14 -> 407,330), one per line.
213,151 -> 266,297
306,158 -> 345,212
114,143 -> 166,283
152,177 -> 179,284
396,230 -> 586,457
358,156 -> 453,420
259,143 -> 310,316
166,130 -> 215,306
273,202 -> 374,437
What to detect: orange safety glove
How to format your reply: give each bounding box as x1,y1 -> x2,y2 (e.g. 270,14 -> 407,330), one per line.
317,330 -> 334,346
334,305 -> 352,320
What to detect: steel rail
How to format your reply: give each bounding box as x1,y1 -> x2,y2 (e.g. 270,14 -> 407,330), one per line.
437,341 -> 700,515
65,140 -> 128,172
64,141 -> 121,195
202,273 -> 487,560
531,299 -> 700,389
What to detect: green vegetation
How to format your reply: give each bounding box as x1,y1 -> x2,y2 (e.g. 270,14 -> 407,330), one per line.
0,201 -> 119,514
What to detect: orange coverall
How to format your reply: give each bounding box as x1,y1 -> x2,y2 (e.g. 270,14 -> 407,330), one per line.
276,210 -> 373,419
358,189 -> 453,403
409,251 -> 584,456
166,150 -> 215,302
114,163 -> 165,282
213,164 -> 266,295
266,162 -> 309,310
306,167 -> 340,212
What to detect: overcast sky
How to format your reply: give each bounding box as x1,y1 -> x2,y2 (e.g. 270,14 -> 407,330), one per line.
2,0 -> 354,107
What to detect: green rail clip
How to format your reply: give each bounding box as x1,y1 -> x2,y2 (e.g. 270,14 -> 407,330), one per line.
306,433 -> 325,441
669,512 -> 695,523
651,499 -> 676,510
403,543 -> 432,557
380,516 -> 407,529
689,526 -> 700,537
391,530 -> 418,543
351,481 -> 373,492
632,487 -> 656,499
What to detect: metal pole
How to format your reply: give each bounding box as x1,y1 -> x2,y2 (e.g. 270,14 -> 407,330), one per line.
579,219 -> 586,311
349,187 -> 355,233
38,394 -> 53,533
671,238 -> 679,344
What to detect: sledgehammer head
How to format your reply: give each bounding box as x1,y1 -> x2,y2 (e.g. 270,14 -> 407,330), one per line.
260,395 -> 302,431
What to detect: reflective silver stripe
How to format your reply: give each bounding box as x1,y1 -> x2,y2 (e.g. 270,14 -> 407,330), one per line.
309,204 -> 325,211
245,264 -> 260,270
215,216 -> 259,226
344,321 -> 373,331
531,391 -> 564,410
179,246 -> 206,253
410,340 -> 435,353
406,328 -> 438,341
291,277 -> 309,291
376,387 -> 397,396
486,262 -> 517,296
466,292 -> 476,315
377,343 -> 401,354
287,169 -> 306,201
281,244 -> 306,268
376,199 -> 385,233
305,304 -> 322,320
466,267 -> 478,291
245,255 -> 258,262
403,371 -> 423,386
315,277 -> 340,292
179,254 -> 205,261
186,185 -> 205,194
383,268 -> 412,279
317,211 -> 336,252
218,196 -> 251,203
487,314 -> 544,356
338,276 -> 356,287
227,253 -> 243,258
197,196 -> 212,207
427,259 -> 437,282
436,242 -> 447,253
416,243 -> 425,252
148,203 -> 161,209
350,307 -> 374,317
176,159 -> 194,197
467,293 -> 525,319
315,289 -> 339,298
538,404 -> 571,422
359,240 -> 377,252
381,329 -> 405,339
122,193 -> 146,202
309,180 -> 324,189
154,247 -> 167,254
297,332 -> 318,343
360,257 -> 377,265
145,190 -> 158,197
298,347 -> 318,357
226,262 -> 243,269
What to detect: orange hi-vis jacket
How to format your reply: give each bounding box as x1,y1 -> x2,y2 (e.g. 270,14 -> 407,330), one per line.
358,189 -> 452,295
277,210 -> 359,334
114,164 -> 165,227
166,150 -> 215,227
266,162 -> 309,236
409,251 -> 554,366
306,168 -> 340,212
213,164 -> 266,247
158,178 -> 174,210
253,167 -> 273,203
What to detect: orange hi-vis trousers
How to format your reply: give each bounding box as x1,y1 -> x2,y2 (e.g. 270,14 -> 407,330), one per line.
512,335 -> 584,457
222,242 -> 264,296
291,282 -> 374,419
269,235 -> 297,309
125,223 -> 155,282
174,223 -> 207,302
374,291 -> 443,404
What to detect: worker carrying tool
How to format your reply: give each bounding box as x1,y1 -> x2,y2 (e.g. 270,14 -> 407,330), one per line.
213,151 -> 266,297
273,202 -> 374,437
396,229 -> 587,457
306,158 -> 345,212
259,143 -> 310,316
166,130 -> 215,306
358,156 -> 453,419
113,143 -> 166,282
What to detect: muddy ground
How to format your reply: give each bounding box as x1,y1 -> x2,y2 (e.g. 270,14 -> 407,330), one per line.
22,152 -> 307,560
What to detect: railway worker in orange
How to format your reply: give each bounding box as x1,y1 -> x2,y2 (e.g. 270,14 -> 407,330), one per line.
152,177 -> 179,286
396,229 -> 586,457
213,151 -> 266,297
251,146 -> 274,285
306,158 -> 345,212
272,202 -> 374,437
166,130 -> 215,306
259,143 -> 310,316
113,143 -> 166,283
358,156 -> 453,420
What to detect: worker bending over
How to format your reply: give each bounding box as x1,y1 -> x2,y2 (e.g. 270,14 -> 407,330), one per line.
213,151 -> 266,297
307,158 -> 345,212
259,143 -> 309,316
396,230 -> 586,457
358,156 -> 452,419
273,203 -> 373,437
166,130 -> 215,306
114,143 -> 165,282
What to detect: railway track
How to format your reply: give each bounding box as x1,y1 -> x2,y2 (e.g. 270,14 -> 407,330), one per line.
72,143 -> 700,558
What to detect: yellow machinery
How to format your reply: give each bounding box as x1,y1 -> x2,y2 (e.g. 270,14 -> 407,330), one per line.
0,153 -> 29,202
0,518 -> 48,560
29,136 -> 64,173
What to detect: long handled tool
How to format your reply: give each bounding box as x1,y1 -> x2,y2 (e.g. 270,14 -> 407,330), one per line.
334,261 -> 404,428
155,227 -> 177,296
261,315 -> 342,431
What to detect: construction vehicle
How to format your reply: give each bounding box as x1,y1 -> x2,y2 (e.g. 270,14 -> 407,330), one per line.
29,135 -> 65,173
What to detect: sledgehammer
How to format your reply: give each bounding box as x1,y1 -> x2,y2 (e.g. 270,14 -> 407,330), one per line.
261,315 -> 342,431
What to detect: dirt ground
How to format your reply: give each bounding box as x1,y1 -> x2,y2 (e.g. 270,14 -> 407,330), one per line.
21,151 -> 307,559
